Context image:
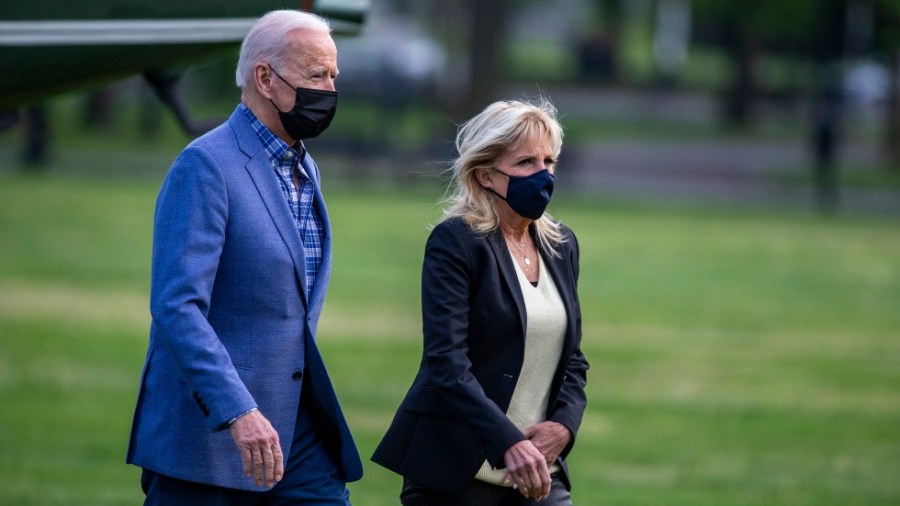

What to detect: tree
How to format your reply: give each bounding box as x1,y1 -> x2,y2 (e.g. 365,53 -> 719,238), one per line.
874,0 -> 900,168
692,0 -> 845,126
461,0 -> 511,117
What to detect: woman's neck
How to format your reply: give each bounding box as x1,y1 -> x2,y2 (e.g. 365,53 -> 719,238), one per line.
499,216 -> 531,242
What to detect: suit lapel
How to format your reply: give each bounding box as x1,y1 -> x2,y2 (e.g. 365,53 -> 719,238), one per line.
487,230 -> 527,338
488,225 -> 578,349
540,239 -> 578,349
300,151 -> 331,327
231,109 -> 309,308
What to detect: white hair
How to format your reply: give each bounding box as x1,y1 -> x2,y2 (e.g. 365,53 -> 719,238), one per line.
235,10 -> 332,89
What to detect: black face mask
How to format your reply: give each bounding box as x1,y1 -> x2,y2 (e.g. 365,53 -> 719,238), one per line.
269,66 -> 338,140
487,168 -> 556,220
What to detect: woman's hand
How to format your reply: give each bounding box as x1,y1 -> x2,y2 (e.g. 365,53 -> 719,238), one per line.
524,421 -> 572,465
502,439 -> 551,500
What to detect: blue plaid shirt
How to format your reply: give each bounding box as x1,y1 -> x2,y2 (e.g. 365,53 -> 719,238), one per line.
240,104 -> 323,300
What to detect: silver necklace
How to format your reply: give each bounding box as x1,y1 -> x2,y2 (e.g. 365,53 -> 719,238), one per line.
504,233 -> 532,272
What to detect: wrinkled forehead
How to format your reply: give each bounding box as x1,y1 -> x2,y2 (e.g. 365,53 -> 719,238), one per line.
282,28 -> 337,67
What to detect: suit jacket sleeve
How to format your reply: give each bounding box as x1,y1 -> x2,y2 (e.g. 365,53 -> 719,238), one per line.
421,223 -> 526,466
149,146 -> 257,431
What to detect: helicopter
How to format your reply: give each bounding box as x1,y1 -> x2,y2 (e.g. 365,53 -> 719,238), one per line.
0,0 -> 367,134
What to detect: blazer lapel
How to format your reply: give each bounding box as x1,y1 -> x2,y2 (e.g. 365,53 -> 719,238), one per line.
540,241 -> 578,349
231,109 -> 309,308
300,151 -> 331,328
487,231 -> 527,338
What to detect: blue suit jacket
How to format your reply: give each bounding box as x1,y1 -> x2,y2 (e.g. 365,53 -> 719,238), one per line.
127,106 -> 362,490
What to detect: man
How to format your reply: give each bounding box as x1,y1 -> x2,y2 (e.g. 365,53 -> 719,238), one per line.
127,10 -> 362,504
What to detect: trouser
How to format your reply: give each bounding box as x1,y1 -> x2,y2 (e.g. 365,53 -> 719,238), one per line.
142,380 -> 350,505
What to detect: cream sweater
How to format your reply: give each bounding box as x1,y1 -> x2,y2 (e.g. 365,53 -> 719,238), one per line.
475,254 -> 567,486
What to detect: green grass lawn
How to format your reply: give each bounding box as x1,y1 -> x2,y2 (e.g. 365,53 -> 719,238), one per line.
0,171 -> 898,505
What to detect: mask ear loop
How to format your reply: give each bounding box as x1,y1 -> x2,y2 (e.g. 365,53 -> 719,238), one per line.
265,64 -> 295,115
485,187 -> 507,202
267,64 -> 297,90
480,167 -> 509,201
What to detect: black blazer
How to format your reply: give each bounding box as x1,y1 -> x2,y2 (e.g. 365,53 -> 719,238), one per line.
372,217 -> 589,493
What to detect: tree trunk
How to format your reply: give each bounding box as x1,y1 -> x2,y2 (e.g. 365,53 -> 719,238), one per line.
723,29 -> 757,127
22,105 -> 49,168
459,0 -> 509,118
888,51 -> 900,169
576,0 -> 622,84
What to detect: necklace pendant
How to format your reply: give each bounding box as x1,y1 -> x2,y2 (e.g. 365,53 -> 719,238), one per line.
524,256 -> 531,266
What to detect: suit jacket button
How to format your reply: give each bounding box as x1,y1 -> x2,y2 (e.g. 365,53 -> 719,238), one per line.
292,370 -> 303,381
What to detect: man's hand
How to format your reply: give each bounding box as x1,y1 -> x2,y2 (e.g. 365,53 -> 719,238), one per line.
524,421 -> 571,465
502,439 -> 551,500
229,410 -> 284,488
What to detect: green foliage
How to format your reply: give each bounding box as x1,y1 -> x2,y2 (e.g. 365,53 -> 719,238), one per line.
692,0 -> 834,43
692,0 -> 900,57
875,0 -> 900,48
0,174 -> 899,505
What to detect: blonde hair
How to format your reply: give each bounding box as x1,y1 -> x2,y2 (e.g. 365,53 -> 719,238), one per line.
235,10 -> 331,89
441,98 -> 567,255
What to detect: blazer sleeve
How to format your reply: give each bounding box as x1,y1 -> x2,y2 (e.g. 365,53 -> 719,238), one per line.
420,223 -> 526,466
149,146 -> 257,431
548,230 -> 589,458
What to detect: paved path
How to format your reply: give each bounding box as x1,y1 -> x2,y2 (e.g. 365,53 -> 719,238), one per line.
534,87 -> 900,217
561,137 -> 900,217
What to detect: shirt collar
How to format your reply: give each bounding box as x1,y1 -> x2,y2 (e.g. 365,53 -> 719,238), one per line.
239,103 -> 305,165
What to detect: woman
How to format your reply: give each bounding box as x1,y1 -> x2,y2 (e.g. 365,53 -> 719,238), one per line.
372,99 -> 589,505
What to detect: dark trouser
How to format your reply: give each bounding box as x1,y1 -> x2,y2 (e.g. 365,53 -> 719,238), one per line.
400,474 -> 572,506
142,381 -> 350,505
